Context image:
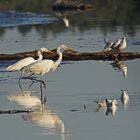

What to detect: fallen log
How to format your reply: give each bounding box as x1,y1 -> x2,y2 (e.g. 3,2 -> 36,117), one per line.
0,48 -> 140,61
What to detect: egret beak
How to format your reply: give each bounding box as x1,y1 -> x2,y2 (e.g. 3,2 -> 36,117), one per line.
64,47 -> 77,53
46,50 -> 56,56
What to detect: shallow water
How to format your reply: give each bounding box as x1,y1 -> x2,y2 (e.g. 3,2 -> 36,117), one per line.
0,0 -> 140,140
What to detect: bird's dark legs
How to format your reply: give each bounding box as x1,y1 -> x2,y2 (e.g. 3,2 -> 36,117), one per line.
40,81 -> 46,105
18,73 -> 23,90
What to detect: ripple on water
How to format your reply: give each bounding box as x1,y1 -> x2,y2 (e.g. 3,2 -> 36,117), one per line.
0,11 -> 58,27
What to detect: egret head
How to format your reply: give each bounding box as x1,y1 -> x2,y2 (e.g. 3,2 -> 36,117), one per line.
40,48 -> 50,52
58,44 -> 76,53
39,48 -> 54,55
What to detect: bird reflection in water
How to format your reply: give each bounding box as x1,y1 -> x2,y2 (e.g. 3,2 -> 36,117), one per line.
110,60 -> 127,78
53,7 -> 92,28
7,90 -> 41,108
7,80 -> 46,108
105,99 -> 118,116
7,82 -> 66,140
95,99 -> 118,116
22,105 -> 65,140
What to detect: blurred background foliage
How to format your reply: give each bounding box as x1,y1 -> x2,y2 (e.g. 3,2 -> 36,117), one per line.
0,0 -> 139,36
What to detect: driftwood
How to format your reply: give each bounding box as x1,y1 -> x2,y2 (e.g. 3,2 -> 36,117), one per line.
0,109 -> 33,114
0,48 -> 140,61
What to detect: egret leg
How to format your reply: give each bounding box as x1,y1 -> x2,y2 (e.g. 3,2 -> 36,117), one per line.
28,80 -> 35,89
40,75 -> 46,89
40,82 -> 46,105
18,73 -> 23,90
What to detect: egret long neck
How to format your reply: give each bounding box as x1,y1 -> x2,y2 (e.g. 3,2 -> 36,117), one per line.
52,49 -> 62,71
37,51 -> 43,61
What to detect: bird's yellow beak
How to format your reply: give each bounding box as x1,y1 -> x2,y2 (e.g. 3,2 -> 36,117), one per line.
46,50 -> 56,56
64,47 -> 77,53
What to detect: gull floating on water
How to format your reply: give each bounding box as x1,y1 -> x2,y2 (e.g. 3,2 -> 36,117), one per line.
94,99 -> 106,107
120,89 -> 129,105
105,99 -> 118,116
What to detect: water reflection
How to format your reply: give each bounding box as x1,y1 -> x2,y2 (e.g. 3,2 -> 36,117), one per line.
7,90 -> 41,108
53,8 -> 92,28
96,103 -> 117,116
0,0 -> 139,36
22,105 -> 65,140
110,61 -> 127,78
6,81 -> 65,139
106,105 -> 117,116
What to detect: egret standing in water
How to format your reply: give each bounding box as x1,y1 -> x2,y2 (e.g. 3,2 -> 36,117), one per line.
21,44 -> 71,82
6,48 -> 52,72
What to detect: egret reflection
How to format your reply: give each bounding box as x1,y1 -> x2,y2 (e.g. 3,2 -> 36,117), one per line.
110,60 -> 127,78
7,90 -> 41,108
22,105 -> 65,140
7,79 -> 46,108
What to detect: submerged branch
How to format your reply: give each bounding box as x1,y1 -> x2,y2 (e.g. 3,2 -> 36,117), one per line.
0,48 -> 140,61
0,109 -> 33,114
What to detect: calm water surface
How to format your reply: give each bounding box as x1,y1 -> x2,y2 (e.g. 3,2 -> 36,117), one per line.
0,0 -> 140,140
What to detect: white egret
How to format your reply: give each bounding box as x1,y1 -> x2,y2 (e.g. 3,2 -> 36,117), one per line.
21,44 -> 71,81
120,89 -> 129,105
6,48 -> 53,72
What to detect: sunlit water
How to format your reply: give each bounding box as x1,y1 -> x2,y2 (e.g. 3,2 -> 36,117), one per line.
0,2 -> 140,140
